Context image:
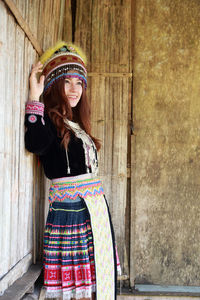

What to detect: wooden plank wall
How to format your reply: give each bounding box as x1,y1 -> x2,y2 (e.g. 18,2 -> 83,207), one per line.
0,0 -> 132,294
0,0 -> 71,294
74,0 -> 132,278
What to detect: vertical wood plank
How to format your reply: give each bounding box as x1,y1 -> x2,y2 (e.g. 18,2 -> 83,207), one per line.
27,0 -> 40,38
0,0 -> 8,278
62,0 -> 72,41
18,35 -> 27,260
75,0 -> 93,70
10,24 -> 24,268
130,0 -> 137,286
4,11 -> 16,273
58,0 -> 66,39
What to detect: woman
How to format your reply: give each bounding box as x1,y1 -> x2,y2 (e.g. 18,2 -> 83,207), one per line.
25,41 -> 121,300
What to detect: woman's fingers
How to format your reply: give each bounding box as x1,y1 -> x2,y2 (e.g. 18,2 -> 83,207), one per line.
39,75 -> 45,85
30,62 -> 44,84
29,62 -> 45,100
31,62 -> 43,75
32,61 -> 43,68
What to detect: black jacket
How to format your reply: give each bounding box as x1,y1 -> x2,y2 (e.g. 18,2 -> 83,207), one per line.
25,101 -> 95,179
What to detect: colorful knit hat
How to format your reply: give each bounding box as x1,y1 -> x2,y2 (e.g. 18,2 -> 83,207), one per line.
40,41 -> 87,94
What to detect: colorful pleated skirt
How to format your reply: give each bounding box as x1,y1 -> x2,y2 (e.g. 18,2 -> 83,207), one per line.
43,174 -> 121,300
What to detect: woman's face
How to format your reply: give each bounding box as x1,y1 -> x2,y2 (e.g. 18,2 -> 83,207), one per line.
64,75 -> 83,107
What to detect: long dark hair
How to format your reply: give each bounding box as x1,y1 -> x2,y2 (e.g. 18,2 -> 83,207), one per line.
43,79 -> 101,150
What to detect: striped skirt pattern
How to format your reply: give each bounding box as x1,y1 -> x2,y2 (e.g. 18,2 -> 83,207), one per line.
43,174 -> 120,300
44,200 -> 96,299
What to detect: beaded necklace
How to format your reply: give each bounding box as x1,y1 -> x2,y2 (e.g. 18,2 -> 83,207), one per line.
64,120 -> 98,175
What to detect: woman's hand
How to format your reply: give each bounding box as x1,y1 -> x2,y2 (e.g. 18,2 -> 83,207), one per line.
29,61 -> 45,101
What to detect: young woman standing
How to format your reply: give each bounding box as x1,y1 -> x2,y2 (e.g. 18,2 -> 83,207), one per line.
25,42 -> 121,300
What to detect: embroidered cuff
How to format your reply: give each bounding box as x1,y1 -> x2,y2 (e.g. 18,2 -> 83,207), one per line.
25,101 -> 44,116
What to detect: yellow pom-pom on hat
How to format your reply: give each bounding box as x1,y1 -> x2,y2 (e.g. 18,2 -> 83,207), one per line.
40,41 -> 88,94
40,41 -> 87,65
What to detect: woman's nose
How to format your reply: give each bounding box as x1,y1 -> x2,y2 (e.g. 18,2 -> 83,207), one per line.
69,83 -> 76,92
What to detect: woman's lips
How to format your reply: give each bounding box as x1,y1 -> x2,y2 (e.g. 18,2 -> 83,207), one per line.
68,96 -> 78,100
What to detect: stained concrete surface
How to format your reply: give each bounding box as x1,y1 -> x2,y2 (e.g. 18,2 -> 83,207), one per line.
131,0 -> 200,286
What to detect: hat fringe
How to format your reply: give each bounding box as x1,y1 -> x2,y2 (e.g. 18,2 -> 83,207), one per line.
40,41 -> 87,65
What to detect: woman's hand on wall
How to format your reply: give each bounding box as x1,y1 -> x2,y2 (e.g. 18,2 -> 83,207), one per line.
29,61 -> 45,101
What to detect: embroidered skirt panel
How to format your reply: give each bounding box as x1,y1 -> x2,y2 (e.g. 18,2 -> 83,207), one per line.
44,175 -> 120,300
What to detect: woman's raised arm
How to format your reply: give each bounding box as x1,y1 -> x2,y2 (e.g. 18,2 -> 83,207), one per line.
24,62 -> 55,155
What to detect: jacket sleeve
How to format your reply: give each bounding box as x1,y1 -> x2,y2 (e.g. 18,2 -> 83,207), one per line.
24,101 -> 55,155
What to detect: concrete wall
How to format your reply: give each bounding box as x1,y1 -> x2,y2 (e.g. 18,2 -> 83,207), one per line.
131,0 -> 200,286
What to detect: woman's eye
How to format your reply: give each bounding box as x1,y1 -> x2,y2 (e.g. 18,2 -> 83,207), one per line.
77,81 -> 82,85
65,79 -> 70,84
